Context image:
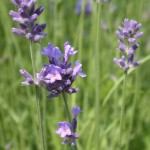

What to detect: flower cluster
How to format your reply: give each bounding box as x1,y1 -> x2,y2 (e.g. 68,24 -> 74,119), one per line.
20,42 -> 86,98
9,0 -> 46,42
75,0 -> 92,15
114,18 -> 143,71
56,106 -> 81,145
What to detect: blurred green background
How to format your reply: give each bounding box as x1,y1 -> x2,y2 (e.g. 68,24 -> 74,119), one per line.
0,0 -> 150,150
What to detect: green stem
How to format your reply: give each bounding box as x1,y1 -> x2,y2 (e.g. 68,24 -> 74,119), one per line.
35,86 -> 45,150
29,41 -> 45,150
62,92 -> 72,123
43,89 -> 47,150
95,2 -> 101,150
62,92 -> 78,150
102,53 -> 150,107
119,71 -> 127,150
29,41 -> 36,79
126,70 -> 139,150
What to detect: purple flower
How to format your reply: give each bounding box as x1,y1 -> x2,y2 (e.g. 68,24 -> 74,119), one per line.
56,106 -> 81,146
20,42 -> 86,98
116,19 -> 143,43
72,61 -> 86,80
56,122 -> 72,138
114,19 -> 143,71
44,65 -> 62,83
55,121 -> 79,145
75,0 -> 92,16
9,0 -> 46,42
64,42 -> 78,62
40,42 -> 86,98
71,106 -> 81,133
41,43 -> 63,65
72,106 -> 81,119
20,69 -> 34,85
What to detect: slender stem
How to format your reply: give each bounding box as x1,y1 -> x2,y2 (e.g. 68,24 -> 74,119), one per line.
126,70 -> 139,150
62,92 -> 78,150
102,53 -> 150,107
62,92 -> 72,123
29,41 -> 36,79
119,71 -> 127,150
35,86 -> 45,150
95,2 -> 101,150
29,41 -> 45,150
43,89 -> 47,150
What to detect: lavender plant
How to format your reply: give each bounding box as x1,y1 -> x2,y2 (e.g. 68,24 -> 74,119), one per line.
9,0 -> 47,149
20,42 -> 86,149
114,19 -> 143,71
113,18 -> 143,149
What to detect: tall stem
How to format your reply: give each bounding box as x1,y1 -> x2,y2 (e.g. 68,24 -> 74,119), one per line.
29,41 -> 45,150
29,41 -> 36,79
126,70 -> 139,150
95,2 -> 101,150
43,89 -> 47,150
35,86 -> 45,150
62,92 -> 78,150
62,92 -> 72,123
119,71 -> 127,150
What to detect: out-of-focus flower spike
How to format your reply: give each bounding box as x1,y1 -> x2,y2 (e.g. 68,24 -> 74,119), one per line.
9,0 -> 46,42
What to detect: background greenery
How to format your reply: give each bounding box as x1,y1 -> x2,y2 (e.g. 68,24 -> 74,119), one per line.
0,0 -> 150,150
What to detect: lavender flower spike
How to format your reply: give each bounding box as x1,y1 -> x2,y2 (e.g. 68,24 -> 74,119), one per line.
39,42 -> 86,98
56,106 -> 81,146
114,19 -> 143,71
9,0 -> 46,42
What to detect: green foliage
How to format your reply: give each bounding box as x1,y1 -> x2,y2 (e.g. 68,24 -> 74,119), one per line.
0,0 -> 150,149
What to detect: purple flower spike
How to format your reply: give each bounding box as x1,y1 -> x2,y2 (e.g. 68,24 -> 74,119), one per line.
20,69 -> 34,86
10,0 -> 46,42
114,19 -> 143,71
40,42 -> 86,98
56,122 -> 72,138
20,41 -> 86,98
56,106 -> 81,146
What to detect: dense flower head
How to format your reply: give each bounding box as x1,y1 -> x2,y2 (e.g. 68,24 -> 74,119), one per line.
114,18 -> 143,71
9,0 -> 46,42
20,42 -> 86,98
116,18 -> 143,43
75,0 -> 92,15
55,106 -> 81,146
